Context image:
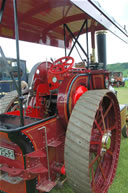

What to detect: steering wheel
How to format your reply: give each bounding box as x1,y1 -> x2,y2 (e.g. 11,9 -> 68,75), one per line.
49,56 -> 74,74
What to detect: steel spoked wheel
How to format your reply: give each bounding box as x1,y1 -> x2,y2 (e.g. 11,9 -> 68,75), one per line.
65,90 -> 121,193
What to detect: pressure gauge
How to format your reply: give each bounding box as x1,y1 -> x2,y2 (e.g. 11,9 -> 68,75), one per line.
36,69 -> 40,74
52,76 -> 57,83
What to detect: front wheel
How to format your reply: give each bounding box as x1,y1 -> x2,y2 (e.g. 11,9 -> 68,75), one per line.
65,89 -> 121,193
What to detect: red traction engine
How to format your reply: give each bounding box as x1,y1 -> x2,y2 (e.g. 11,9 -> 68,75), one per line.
0,56 -> 121,193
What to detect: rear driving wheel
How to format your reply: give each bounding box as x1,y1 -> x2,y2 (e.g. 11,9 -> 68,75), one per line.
65,90 -> 121,193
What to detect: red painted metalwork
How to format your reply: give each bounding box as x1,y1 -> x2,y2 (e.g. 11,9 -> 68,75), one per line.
42,13 -> 91,36
0,62 -> 111,193
32,61 -> 52,91
0,0 -> 127,47
0,61 -> 122,193
60,165 -> 66,175
49,56 -> 74,74
74,85 -> 88,104
0,132 -> 26,193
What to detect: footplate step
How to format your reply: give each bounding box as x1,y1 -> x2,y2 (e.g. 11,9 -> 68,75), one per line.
36,180 -> 56,192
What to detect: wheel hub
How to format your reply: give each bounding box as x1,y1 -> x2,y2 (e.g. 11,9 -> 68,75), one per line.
101,131 -> 111,155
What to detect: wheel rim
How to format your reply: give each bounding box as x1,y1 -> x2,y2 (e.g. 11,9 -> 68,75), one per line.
65,90 -> 121,193
89,92 -> 121,193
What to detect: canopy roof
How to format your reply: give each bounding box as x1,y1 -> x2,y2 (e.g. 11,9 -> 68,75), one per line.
0,0 -> 128,48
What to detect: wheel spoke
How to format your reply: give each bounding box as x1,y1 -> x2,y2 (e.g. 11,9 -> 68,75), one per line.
60,58 -> 63,63
98,102 -> 113,128
104,146 -> 113,157
94,120 -> 103,135
64,58 -> 70,65
104,102 -> 113,119
97,159 -> 106,181
100,106 -> 106,132
91,166 -> 96,191
106,149 -> 113,156
90,141 -> 101,145
89,154 -> 100,168
61,65 -> 64,71
95,109 -> 100,120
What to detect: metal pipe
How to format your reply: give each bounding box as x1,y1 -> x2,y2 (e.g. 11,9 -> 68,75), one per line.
38,126 -> 51,181
64,24 -> 67,56
97,31 -> 107,70
91,31 -> 96,63
72,39 -> 83,61
65,21 -> 88,57
13,0 -> 24,126
86,20 -> 89,67
43,126 -> 51,181
65,23 -> 88,58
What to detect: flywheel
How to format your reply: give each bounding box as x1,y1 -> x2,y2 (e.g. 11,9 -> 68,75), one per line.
65,89 -> 121,193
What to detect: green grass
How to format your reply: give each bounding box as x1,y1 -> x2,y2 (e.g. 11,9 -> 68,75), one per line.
51,182 -> 73,193
108,137 -> 128,193
114,81 -> 128,104
108,81 -> 128,193
51,84 -> 128,193
125,81 -> 128,87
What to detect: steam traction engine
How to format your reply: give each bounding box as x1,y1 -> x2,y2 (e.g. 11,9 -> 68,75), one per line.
0,0 -> 128,193
0,57 -> 121,193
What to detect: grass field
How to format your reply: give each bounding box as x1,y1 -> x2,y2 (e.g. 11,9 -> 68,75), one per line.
51,82 -> 128,193
108,81 -> 128,193
115,81 -> 128,104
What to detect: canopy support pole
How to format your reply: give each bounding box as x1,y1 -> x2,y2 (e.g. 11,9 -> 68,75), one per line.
13,0 -> 24,126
